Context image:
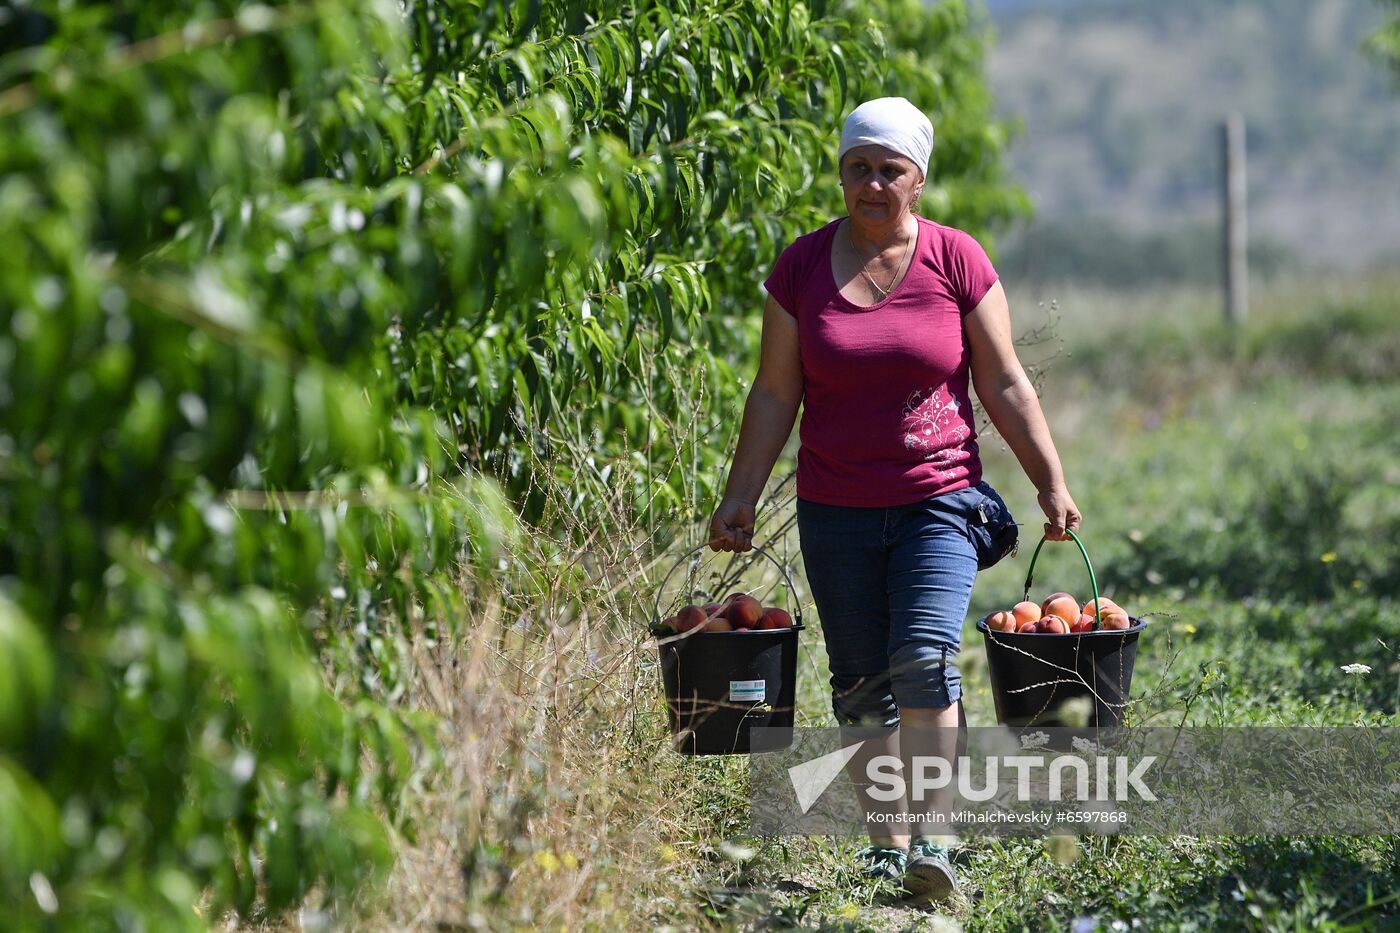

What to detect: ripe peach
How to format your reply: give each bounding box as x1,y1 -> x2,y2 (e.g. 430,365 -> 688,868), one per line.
1081,597 -> 1120,620
1012,601 -> 1042,626
759,607 -> 792,629
725,593 -> 764,629
1042,594 -> 1080,624
701,602 -> 724,621
1016,617 -> 1041,634
986,610 -> 1017,632
673,605 -> 707,633
1099,607 -> 1131,631
705,616 -> 734,632
1039,615 -> 1070,635
1070,614 -> 1094,634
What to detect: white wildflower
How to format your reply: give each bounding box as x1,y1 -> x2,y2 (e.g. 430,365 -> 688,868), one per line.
28,874 -> 57,915
718,840 -> 755,862
1020,731 -> 1050,749
1341,663 -> 1372,676
1060,695 -> 1094,729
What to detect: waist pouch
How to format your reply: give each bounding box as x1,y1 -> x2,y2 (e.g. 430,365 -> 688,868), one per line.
967,481 -> 1018,571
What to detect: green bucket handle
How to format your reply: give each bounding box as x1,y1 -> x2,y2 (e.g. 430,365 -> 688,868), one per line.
1021,528 -> 1104,631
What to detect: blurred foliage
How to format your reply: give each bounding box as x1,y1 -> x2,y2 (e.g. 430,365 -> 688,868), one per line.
1371,0 -> 1400,79
999,219 -> 1296,289
0,0 -> 1021,924
1021,295 -> 1400,605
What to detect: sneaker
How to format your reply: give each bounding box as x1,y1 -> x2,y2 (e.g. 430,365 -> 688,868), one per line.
904,840 -> 958,900
855,845 -> 908,881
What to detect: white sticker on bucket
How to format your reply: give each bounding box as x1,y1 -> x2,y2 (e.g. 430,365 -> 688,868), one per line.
729,679 -> 766,702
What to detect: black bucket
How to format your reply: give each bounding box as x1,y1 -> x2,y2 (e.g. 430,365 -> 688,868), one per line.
977,531 -> 1147,732
652,543 -> 804,755
976,617 -> 1144,729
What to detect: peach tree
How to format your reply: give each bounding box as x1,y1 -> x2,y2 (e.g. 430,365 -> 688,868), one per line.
0,0 -> 1019,924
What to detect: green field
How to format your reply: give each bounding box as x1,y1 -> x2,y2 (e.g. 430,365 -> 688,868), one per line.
610,275 -> 1400,933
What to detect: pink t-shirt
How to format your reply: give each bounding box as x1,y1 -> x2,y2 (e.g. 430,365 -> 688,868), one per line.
764,215 -> 999,507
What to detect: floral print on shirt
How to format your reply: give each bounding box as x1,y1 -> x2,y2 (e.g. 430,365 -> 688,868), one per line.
901,384 -> 974,471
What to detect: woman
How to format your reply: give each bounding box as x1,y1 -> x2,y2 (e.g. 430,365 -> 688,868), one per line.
707,98 -> 1081,900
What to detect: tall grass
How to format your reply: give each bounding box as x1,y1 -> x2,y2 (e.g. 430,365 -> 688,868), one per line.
347,338 -> 790,929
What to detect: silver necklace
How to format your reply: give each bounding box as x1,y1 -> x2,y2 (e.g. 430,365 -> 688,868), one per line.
846,220 -> 914,298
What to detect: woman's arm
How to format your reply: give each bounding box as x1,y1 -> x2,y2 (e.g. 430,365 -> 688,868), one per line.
966,281 -> 1082,540
709,295 -> 804,552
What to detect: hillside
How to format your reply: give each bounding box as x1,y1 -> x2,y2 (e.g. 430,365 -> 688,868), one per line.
978,0 -> 1400,281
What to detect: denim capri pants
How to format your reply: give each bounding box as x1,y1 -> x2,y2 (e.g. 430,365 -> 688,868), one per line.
796,482 -> 1011,729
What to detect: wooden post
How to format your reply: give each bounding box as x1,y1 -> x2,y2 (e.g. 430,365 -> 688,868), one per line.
1222,112 -> 1248,325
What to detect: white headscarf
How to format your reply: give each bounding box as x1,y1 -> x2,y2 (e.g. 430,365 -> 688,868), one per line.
838,97 -> 934,178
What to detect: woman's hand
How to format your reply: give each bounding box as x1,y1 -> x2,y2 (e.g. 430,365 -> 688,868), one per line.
1037,483 -> 1082,541
708,497 -> 756,552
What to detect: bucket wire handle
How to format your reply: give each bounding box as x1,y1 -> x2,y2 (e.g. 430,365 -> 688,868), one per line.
650,541 -> 805,631
1021,528 -> 1103,631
